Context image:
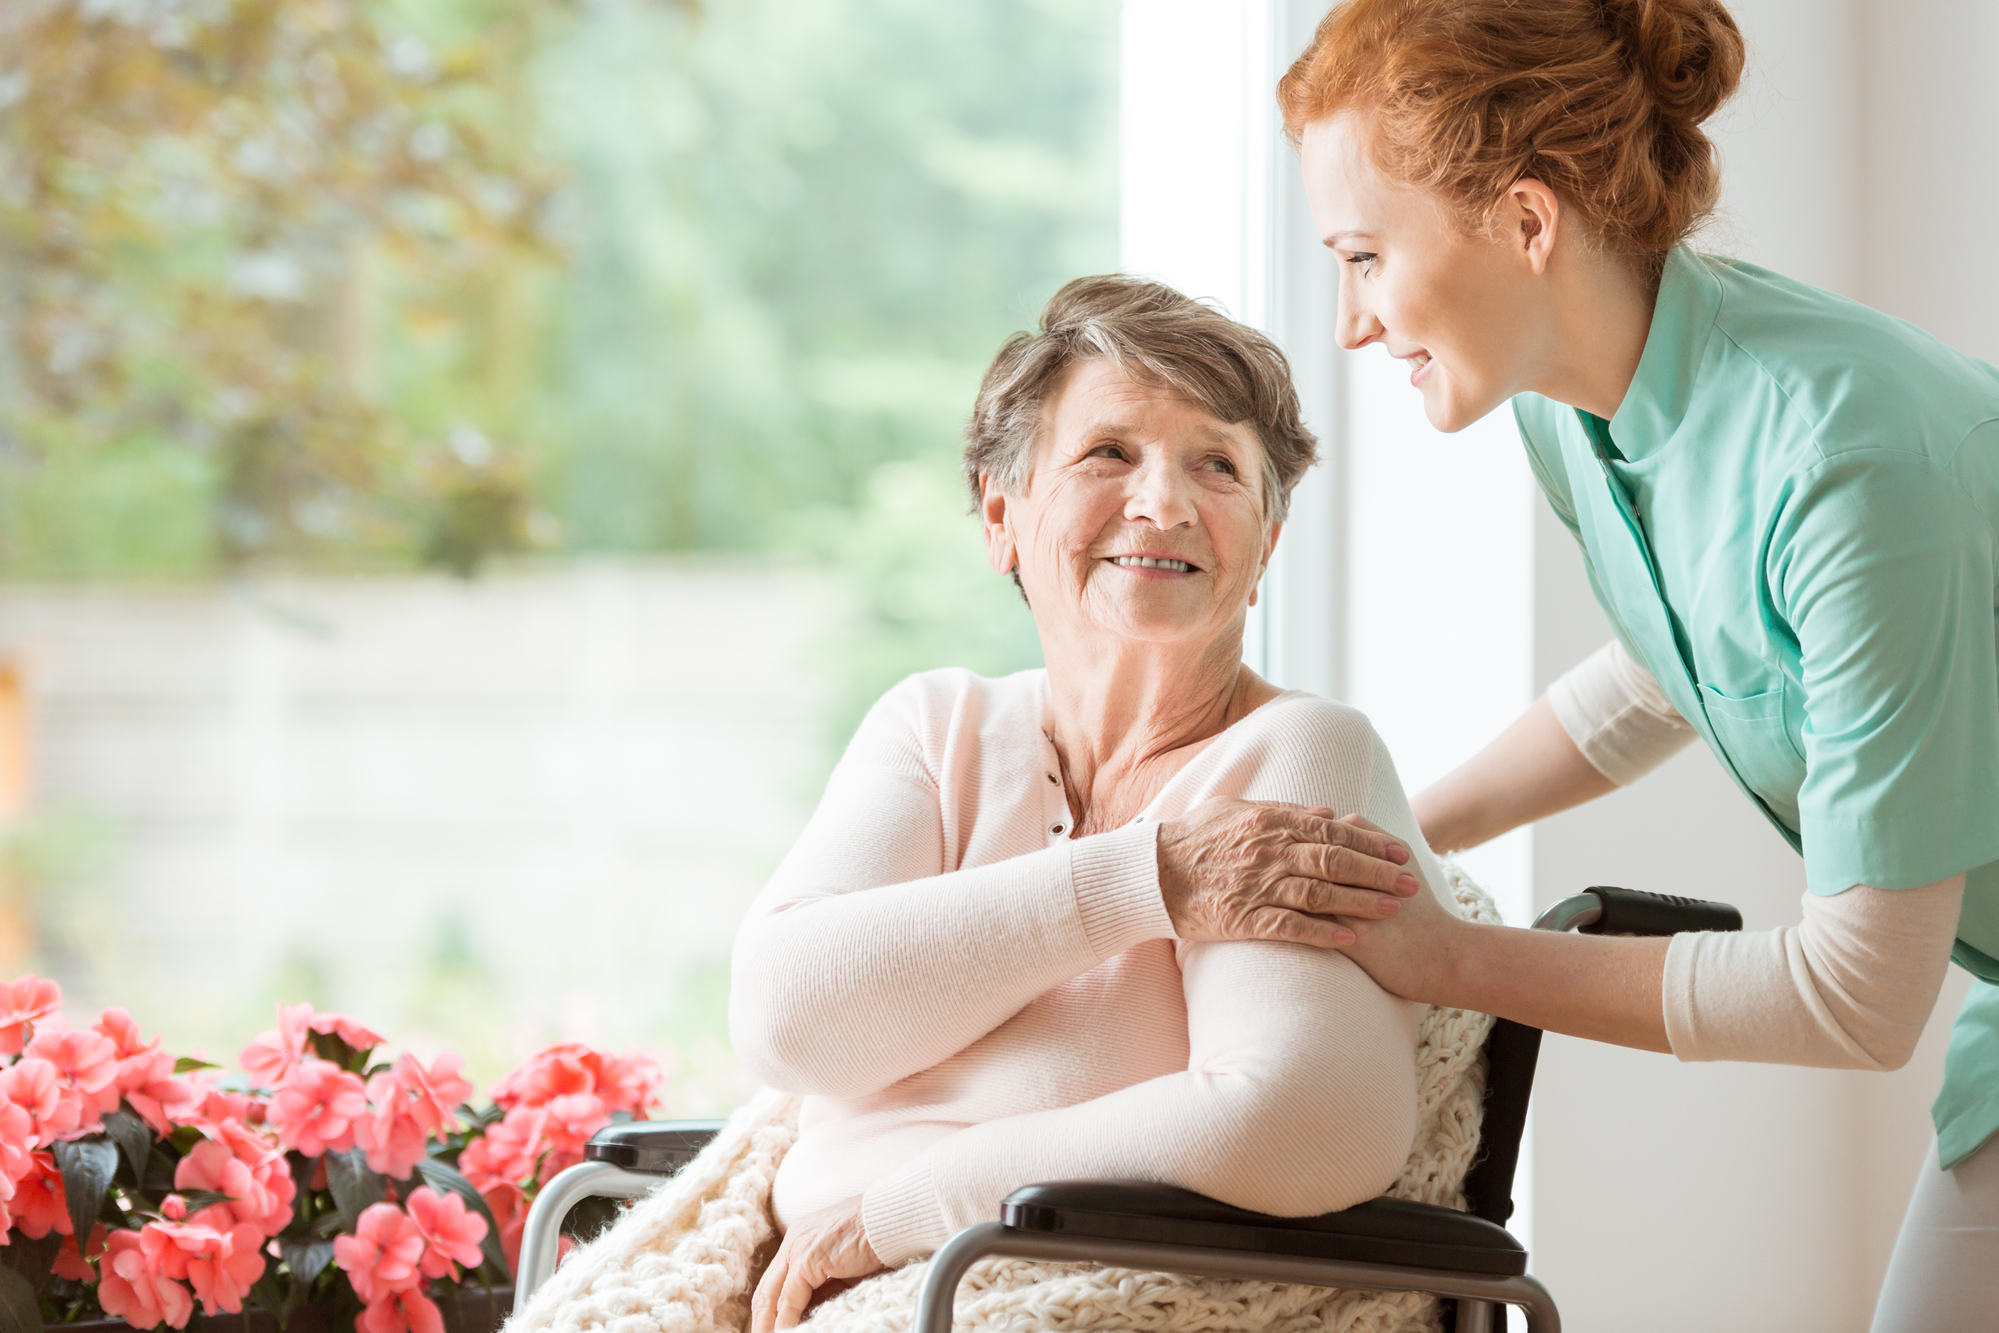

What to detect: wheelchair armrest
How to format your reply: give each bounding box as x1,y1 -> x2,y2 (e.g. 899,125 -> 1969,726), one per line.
999,1181 -> 1527,1278
583,1119 -> 726,1174
1536,886 -> 1741,936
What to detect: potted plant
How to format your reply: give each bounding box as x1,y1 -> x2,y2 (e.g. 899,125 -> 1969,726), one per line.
0,979 -> 661,1333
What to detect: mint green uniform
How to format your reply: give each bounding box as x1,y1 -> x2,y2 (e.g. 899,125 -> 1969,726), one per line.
1515,247 -> 1999,1167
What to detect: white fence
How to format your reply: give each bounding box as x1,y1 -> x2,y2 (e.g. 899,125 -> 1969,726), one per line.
0,560 -> 838,1110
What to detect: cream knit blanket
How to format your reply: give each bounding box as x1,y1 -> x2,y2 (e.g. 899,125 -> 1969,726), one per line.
510,863 -> 1501,1333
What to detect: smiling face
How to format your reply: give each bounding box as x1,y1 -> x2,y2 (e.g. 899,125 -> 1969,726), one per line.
982,358 -> 1278,653
1299,114 -> 1554,433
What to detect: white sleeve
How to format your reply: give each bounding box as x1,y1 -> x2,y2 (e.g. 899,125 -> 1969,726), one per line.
1546,640 -> 1700,785
856,729 -> 1426,1266
727,690 -> 1172,1101
1660,878 -> 1961,1071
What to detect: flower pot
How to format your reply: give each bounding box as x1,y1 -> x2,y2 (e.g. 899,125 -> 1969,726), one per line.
52,1286 -> 515,1333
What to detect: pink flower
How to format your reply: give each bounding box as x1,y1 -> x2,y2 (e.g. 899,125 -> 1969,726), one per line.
0,1094 -> 35,1185
3,1056 -> 85,1146
242,1005 -> 385,1092
391,1053 -> 471,1136
27,1022 -> 121,1119
354,1053 -> 471,1179
12,1150 -> 68,1239
456,1104 -> 550,1189
0,975 -> 62,1056
478,1182 -> 526,1278
175,1133 -> 295,1238
333,1203 -> 425,1303
309,1012 -> 385,1053
489,1044 -> 660,1118
140,1219 -> 266,1315
53,1223 -> 105,1282
94,1010 -> 202,1135
356,1289 -> 444,1333
405,1186 -> 487,1280
240,1003 -> 315,1089
99,1229 -> 195,1330
352,1091 -> 427,1180
267,1058 -> 367,1157
178,1082 -> 260,1136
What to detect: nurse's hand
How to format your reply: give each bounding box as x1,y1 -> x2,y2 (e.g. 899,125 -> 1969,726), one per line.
1157,798 -> 1422,949
1326,815 -> 1469,1002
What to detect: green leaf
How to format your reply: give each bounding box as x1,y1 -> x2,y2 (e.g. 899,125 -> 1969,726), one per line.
170,1189 -> 239,1214
0,1262 -> 43,1333
324,1149 -> 384,1231
279,1238 -> 335,1287
102,1108 -> 156,1191
172,1057 -> 219,1075
52,1139 -> 117,1251
414,1156 -> 509,1278
3,1234 -> 61,1296
144,1147 -> 177,1194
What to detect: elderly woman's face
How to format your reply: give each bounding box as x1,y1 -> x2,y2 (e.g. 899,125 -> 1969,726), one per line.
985,359 -> 1277,647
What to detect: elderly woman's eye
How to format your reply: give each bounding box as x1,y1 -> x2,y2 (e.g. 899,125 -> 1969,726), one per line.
1207,456 -> 1239,476
1089,443 -> 1129,461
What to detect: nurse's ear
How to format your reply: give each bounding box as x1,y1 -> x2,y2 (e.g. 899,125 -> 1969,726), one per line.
1497,178 -> 1563,276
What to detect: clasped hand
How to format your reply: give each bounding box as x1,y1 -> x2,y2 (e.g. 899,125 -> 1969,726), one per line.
751,1196 -> 882,1333
1156,797 -> 1421,948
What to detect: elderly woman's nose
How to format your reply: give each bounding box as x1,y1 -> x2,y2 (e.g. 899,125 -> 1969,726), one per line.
1123,455 -> 1200,527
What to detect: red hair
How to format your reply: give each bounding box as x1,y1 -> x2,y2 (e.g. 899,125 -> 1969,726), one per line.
1278,0 -> 1745,267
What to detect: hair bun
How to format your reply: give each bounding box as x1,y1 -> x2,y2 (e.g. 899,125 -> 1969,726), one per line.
1601,0 -> 1745,127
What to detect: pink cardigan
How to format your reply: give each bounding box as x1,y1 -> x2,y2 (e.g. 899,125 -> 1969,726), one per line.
728,668 -> 1437,1265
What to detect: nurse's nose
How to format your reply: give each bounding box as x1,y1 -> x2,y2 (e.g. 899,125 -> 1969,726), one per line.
1336,274 -> 1385,352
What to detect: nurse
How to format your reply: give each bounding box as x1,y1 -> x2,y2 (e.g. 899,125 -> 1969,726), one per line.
1274,0 -> 1999,1327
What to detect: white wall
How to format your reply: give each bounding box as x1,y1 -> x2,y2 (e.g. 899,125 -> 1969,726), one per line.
1121,0 -> 1994,1328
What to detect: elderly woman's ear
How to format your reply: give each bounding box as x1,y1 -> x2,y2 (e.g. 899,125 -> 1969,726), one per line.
979,471 -> 1017,576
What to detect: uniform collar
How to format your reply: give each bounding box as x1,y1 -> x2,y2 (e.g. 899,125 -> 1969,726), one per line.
1603,246 -> 1725,462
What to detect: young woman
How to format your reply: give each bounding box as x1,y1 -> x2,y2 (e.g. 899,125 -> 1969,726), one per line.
1268,1 -> 1999,1327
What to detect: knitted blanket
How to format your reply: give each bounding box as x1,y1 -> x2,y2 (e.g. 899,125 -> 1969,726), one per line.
510,863 -> 1502,1333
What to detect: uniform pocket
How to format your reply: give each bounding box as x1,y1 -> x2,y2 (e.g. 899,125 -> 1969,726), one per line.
1696,684 -> 1805,828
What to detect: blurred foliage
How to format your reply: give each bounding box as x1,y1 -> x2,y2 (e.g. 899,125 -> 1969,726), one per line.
0,0 -> 565,575
0,0 -> 1117,591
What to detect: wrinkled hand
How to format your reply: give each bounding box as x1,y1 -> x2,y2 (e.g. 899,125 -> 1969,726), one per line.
1328,815 -> 1466,1002
1157,798 -> 1420,949
751,1196 -> 883,1333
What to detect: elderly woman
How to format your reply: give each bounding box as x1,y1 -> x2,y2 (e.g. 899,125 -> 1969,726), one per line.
730,275 -> 1440,1333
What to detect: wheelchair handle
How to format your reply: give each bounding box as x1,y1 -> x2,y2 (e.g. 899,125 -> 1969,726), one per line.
1533,885 -> 1742,937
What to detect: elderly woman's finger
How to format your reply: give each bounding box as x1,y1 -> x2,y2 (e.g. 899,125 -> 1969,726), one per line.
1249,905 -> 1354,949
773,1260 -> 820,1331
1272,874 -> 1404,919
750,1251 -> 786,1333
1287,841 -> 1422,897
1263,806 -> 1411,866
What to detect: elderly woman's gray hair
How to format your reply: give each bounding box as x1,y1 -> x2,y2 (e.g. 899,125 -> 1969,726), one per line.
963,275 -> 1319,521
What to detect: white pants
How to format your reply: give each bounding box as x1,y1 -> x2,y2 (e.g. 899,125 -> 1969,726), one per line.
1872,1135 -> 1999,1331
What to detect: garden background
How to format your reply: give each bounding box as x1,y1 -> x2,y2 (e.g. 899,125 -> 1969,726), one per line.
0,0 -> 1120,1110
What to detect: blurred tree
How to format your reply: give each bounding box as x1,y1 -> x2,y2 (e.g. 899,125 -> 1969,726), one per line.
0,0 -> 561,576
0,0 -> 1116,669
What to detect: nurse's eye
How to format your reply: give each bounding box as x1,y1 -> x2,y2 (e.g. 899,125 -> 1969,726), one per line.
1346,251 -> 1378,273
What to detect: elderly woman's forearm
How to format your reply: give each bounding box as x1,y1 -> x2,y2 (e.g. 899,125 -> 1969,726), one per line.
729,827 -> 1172,1097
1411,696 -> 1616,853
858,944 -> 1421,1265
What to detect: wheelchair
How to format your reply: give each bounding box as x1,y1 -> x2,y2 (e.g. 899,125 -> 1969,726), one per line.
513,886 -> 1741,1333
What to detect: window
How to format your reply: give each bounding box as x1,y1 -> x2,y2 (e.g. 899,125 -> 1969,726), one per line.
0,0 -> 1118,1112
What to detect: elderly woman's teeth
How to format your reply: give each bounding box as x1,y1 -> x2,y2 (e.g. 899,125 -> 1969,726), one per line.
1110,556 -> 1194,572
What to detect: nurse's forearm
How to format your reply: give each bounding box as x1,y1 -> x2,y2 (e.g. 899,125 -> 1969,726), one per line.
1432,919 -> 1672,1052
1411,697 -> 1618,853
